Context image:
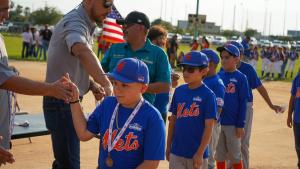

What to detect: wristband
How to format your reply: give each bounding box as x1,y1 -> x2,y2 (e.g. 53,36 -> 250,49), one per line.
70,100 -> 80,104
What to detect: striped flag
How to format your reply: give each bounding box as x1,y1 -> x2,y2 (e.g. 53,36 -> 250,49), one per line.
102,6 -> 125,43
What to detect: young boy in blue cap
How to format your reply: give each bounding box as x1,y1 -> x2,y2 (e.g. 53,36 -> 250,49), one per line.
166,51 -> 217,169
201,49 -> 225,169
215,44 -> 249,169
287,70 -> 300,168
68,58 -> 165,169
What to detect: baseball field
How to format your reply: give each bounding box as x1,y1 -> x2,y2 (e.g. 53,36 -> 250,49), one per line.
2,34 -> 300,169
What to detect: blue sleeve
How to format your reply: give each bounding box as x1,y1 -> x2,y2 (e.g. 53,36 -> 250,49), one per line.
144,111 -> 166,160
204,91 -> 217,120
169,88 -> 178,115
249,67 -> 262,89
154,49 -> 171,83
87,101 -> 105,134
291,76 -> 299,95
101,46 -> 113,73
236,75 -> 249,128
214,81 -> 225,108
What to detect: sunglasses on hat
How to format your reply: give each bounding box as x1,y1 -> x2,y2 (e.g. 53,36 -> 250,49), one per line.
103,0 -> 113,8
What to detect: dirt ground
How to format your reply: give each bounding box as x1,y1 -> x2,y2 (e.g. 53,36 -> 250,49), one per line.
2,60 -> 298,169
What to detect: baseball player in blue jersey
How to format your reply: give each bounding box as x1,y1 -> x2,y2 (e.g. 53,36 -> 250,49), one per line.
285,46 -> 299,78
229,41 -> 283,169
261,46 -> 270,78
68,58 -> 165,169
287,71 -> 300,168
215,44 -> 249,169
201,49 -> 225,169
167,51 -> 217,169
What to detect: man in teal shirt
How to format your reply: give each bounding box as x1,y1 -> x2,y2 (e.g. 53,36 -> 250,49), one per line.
101,11 -> 171,103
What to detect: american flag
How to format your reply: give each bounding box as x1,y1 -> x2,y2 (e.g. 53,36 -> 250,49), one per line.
102,6 -> 125,43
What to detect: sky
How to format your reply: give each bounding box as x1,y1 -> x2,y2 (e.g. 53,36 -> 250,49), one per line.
13,0 -> 300,36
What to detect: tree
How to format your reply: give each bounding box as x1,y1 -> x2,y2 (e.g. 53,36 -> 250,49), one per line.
9,4 -> 25,22
24,7 -> 30,22
151,18 -> 175,32
222,30 -> 238,38
244,29 -> 258,37
29,6 -> 63,25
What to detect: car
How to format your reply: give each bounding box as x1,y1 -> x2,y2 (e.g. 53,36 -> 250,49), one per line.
281,41 -> 291,49
211,36 -> 227,46
295,41 -> 300,51
272,40 -> 283,47
181,34 -> 193,44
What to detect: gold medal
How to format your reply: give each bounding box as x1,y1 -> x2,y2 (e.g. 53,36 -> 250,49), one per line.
106,153 -> 113,167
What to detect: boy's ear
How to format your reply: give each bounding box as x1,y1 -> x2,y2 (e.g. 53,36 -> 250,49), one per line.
141,84 -> 148,93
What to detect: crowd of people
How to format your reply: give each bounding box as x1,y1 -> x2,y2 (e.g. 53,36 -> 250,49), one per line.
1,0 -> 300,169
21,24 -> 52,60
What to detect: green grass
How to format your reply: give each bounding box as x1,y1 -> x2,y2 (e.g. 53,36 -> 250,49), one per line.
2,33 -> 299,82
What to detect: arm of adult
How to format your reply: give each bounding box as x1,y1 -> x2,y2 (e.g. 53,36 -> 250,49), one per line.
69,82 -> 95,141
71,43 -> 112,96
0,74 -> 72,102
256,85 -> 282,113
146,49 -> 171,94
146,82 -> 170,94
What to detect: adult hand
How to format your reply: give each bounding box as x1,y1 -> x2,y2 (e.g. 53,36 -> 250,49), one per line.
90,81 -> 105,101
0,136 -> 15,166
171,73 -> 180,88
287,115 -> 293,128
103,85 -> 113,97
236,128 -> 245,138
192,152 -> 203,169
48,73 -> 73,102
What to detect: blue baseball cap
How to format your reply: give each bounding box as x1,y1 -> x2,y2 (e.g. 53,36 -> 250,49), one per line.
229,41 -> 244,54
180,51 -> 208,67
201,49 -> 220,64
108,58 -> 149,84
217,44 -> 240,57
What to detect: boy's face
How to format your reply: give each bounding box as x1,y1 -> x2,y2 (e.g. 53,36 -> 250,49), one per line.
220,50 -> 238,71
112,79 -> 147,106
182,65 -> 208,84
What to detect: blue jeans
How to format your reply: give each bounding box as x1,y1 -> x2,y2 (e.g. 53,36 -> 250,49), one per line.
43,96 -> 80,169
42,40 -> 49,60
294,122 -> 300,169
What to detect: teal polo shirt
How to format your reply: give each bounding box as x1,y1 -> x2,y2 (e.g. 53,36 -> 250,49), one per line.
101,39 -> 171,104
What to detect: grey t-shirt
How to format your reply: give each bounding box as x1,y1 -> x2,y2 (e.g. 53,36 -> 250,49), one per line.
46,5 -> 96,96
0,34 -> 15,149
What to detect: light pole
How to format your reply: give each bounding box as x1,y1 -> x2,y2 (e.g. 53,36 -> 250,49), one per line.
194,0 -> 200,39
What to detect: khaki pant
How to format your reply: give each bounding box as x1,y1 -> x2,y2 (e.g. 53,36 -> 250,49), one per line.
208,123 -> 221,169
215,126 -> 242,164
169,153 -> 208,169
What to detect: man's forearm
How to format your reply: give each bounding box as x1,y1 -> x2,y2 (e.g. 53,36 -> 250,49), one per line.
73,43 -> 111,88
1,76 -> 51,96
146,82 -> 170,94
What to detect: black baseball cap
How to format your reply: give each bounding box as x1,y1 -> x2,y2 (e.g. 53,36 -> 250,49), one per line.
117,11 -> 150,29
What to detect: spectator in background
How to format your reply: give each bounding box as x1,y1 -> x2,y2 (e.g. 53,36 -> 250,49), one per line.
190,39 -> 199,51
201,36 -> 210,50
29,27 -> 38,58
21,27 -> 32,59
147,25 -> 179,123
241,36 -> 251,62
168,34 -> 178,68
36,29 -> 44,59
40,24 -> 52,60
